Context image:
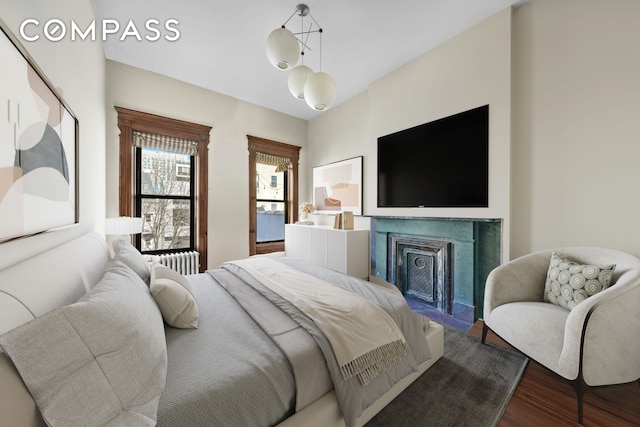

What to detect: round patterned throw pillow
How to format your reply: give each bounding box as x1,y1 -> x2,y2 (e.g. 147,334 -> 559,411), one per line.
543,252 -> 616,311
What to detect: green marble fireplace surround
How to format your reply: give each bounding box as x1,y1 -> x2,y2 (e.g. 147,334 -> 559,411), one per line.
369,216 -> 502,322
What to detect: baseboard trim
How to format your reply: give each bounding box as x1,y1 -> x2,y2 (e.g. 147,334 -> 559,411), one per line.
453,301 -> 475,323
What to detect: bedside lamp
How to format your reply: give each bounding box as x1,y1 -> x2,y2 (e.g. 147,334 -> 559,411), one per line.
105,217 -> 143,235
105,217 -> 143,254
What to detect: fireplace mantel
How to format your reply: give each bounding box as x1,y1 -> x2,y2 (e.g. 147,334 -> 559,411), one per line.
368,216 -> 502,322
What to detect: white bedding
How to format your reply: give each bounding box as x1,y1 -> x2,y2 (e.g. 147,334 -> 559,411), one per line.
0,232 -> 444,427
226,257 -> 411,385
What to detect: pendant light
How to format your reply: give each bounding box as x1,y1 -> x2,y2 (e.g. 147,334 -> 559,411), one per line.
266,4 -> 336,111
304,71 -> 336,111
265,27 -> 299,70
303,20 -> 335,111
288,65 -> 313,99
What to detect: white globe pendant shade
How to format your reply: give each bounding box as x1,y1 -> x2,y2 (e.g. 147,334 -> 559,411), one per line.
304,72 -> 336,111
288,65 -> 314,99
266,27 -> 300,70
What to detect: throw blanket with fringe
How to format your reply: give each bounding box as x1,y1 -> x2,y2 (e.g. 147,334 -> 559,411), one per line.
225,257 -> 410,385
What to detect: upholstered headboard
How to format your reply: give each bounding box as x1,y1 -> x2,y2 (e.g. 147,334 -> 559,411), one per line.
0,232 -> 110,426
0,232 -> 110,335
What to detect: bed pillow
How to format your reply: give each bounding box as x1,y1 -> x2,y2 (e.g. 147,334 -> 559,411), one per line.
544,252 -> 616,310
150,263 -> 199,328
0,261 -> 167,427
112,237 -> 151,284
0,352 -> 44,426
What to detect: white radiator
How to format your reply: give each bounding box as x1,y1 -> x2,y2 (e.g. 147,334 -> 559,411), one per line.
156,251 -> 200,275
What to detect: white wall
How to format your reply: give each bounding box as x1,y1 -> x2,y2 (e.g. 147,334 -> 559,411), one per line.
510,0 -> 640,257
308,8 -> 512,258
306,91 -> 372,229
6,0 -> 636,274
0,1 -> 105,270
105,61 -> 308,269
309,0 -> 640,261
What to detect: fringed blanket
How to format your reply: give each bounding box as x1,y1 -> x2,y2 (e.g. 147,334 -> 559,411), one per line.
225,257 -> 409,385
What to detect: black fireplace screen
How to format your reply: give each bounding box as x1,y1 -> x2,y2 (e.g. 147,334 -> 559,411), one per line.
388,234 -> 453,314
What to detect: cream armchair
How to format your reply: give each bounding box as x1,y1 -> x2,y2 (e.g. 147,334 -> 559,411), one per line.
482,247 -> 640,424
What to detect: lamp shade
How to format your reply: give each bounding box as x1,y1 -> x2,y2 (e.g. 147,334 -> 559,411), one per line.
287,65 -> 314,99
304,72 -> 336,111
266,27 -> 299,70
105,217 -> 143,235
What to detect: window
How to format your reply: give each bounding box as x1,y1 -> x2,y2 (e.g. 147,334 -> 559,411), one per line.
137,148 -> 194,252
256,162 -> 286,245
248,135 -> 300,255
116,107 -> 211,271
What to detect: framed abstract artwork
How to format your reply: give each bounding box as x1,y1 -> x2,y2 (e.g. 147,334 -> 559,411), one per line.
0,20 -> 78,242
312,156 -> 363,216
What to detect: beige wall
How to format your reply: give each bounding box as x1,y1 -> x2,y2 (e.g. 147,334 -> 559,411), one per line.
306,91 -> 372,229
309,0 -> 640,261
6,0 -> 635,274
105,61 -> 308,269
510,0 -> 640,258
308,8 -> 512,258
0,1 -> 105,270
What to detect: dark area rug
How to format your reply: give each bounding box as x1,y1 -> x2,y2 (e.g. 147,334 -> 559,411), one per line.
366,325 -> 528,427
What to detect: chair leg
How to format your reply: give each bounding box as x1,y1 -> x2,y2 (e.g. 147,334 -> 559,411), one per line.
570,376 -> 587,425
578,384 -> 584,424
481,321 -> 489,344
576,384 -> 585,424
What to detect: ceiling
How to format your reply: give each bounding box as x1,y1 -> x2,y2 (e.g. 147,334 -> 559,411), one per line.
91,0 -> 522,121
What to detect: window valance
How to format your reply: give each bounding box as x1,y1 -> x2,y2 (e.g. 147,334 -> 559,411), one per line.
133,131 -> 199,156
256,152 -> 291,173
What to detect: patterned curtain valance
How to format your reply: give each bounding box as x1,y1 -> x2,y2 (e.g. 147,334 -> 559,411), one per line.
256,152 -> 291,172
133,131 -> 199,156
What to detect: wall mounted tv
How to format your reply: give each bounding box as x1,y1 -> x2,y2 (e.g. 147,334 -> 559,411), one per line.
377,105 -> 489,208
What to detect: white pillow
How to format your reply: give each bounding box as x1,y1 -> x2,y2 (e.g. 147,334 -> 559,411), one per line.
150,263 -> 199,329
112,237 -> 151,284
0,261 -> 167,426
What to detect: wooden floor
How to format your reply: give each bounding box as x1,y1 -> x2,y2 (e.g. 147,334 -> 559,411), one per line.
467,321 -> 640,427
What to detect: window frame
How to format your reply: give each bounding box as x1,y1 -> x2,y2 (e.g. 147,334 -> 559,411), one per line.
255,168 -> 288,244
116,107 -> 211,272
135,147 -> 196,254
247,135 -> 300,256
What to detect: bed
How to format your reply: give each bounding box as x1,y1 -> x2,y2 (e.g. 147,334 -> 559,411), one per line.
0,232 -> 444,427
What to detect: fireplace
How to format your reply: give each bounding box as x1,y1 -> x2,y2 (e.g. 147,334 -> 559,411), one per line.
369,216 -> 502,323
388,235 -> 453,314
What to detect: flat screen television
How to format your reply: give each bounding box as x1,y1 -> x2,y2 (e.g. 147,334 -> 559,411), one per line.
377,105 -> 489,208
